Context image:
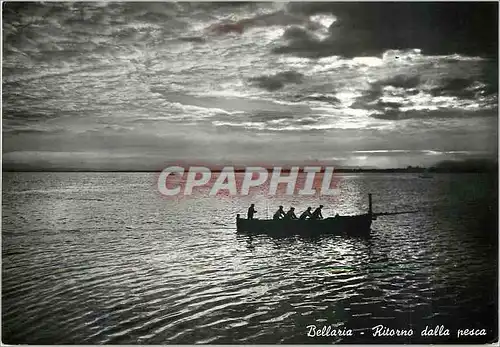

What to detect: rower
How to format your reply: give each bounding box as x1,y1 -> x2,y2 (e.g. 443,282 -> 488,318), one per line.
273,206 -> 285,220
299,207 -> 313,220
285,207 -> 298,220
247,204 -> 257,220
311,205 -> 324,220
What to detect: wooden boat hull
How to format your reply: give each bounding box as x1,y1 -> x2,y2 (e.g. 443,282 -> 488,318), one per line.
236,214 -> 373,237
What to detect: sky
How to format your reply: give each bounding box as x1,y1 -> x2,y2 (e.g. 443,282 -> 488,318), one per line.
3,2 -> 498,170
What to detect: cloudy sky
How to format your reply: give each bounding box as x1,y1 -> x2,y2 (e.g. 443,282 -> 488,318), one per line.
3,2 -> 498,170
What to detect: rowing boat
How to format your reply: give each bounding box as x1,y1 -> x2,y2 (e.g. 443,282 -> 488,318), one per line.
236,194 -> 375,237
236,213 -> 373,237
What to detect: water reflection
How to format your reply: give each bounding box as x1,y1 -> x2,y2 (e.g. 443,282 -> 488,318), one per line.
2,172 -> 497,344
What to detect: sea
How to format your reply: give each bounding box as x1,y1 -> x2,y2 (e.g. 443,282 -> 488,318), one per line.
2,172 -> 497,344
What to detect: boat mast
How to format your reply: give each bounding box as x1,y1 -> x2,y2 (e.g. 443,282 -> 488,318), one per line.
368,193 -> 373,216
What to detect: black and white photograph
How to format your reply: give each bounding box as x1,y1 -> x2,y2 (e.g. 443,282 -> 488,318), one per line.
2,1 -> 498,344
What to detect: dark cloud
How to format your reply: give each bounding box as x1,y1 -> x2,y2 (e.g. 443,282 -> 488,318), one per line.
352,75 -> 421,109
282,26 -> 314,42
291,94 -> 340,104
238,10 -> 313,28
249,70 -> 304,91
375,101 -> 404,110
368,71 -> 494,99
349,68 -> 498,120
278,2 -> 498,58
249,111 -> 294,122
378,75 -> 421,89
2,109 -> 61,123
430,78 -> 478,98
206,9 -> 321,35
178,36 -> 206,43
371,108 -> 498,121
2,128 -> 64,136
271,26 -> 326,58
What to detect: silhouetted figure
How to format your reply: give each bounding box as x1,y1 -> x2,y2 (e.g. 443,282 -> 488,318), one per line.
311,205 -> 324,220
299,207 -> 313,220
247,204 -> 257,220
285,207 -> 298,220
273,206 -> 285,220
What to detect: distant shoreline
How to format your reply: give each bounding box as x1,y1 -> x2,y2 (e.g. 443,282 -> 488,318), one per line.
4,158 -> 497,174
3,168 -> 498,174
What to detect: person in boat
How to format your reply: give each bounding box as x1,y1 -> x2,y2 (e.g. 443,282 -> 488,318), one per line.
273,206 -> 285,220
311,205 -> 324,220
285,207 -> 298,220
299,207 -> 313,220
247,204 -> 257,220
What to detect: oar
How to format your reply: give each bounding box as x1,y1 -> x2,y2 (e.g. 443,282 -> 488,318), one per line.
374,210 -> 420,217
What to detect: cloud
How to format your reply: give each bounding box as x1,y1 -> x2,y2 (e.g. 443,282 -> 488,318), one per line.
2,151 -> 173,171
178,36 -> 206,43
248,70 -> 304,91
429,77 -> 496,99
272,26 -> 333,58
2,3 -> 497,171
248,110 -> 295,122
370,108 -> 498,121
271,26 -> 326,58
2,127 -> 65,135
277,2 -> 498,58
205,9 -> 325,36
291,93 -> 340,104
377,75 -> 421,89
347,65 -> 498,120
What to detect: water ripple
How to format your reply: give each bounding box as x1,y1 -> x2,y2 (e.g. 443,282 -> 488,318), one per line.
2,172 -> 497,343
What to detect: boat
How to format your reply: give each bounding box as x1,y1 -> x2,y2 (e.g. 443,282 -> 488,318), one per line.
236,194 -> 375,237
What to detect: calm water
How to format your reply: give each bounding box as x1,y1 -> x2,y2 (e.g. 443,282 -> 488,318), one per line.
2,172 -> 497,344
